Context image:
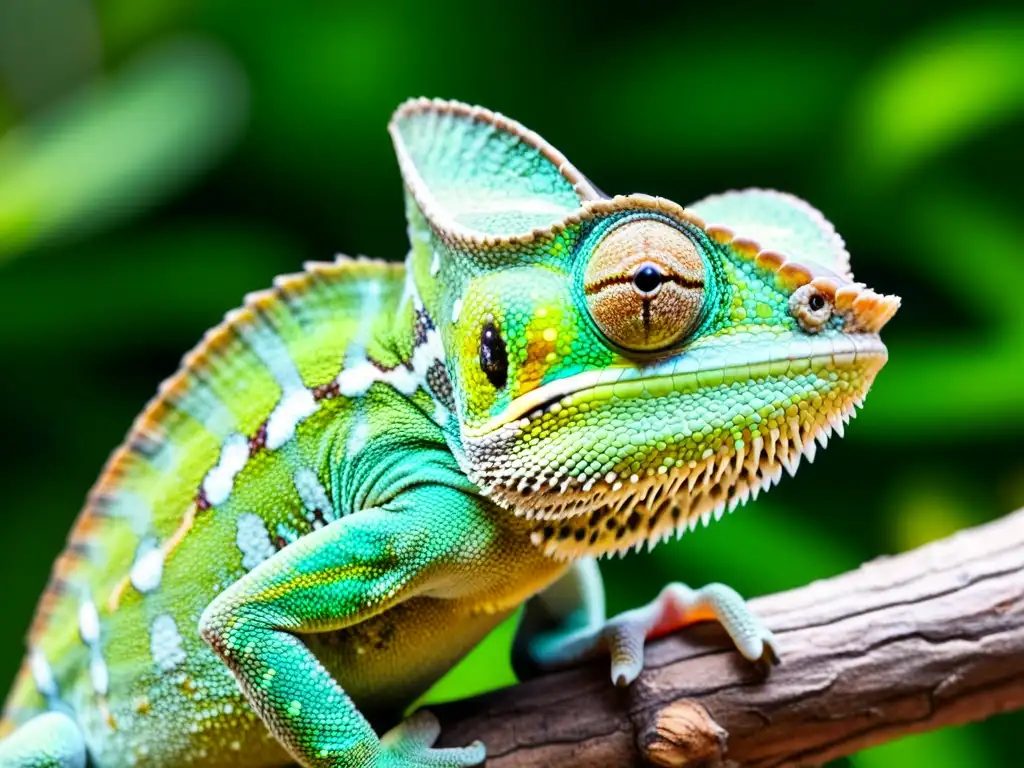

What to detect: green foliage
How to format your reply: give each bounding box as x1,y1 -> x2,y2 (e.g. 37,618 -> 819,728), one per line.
846,14 -> 1024,188
0,39 -> 246,261
1,2 -> 1020,764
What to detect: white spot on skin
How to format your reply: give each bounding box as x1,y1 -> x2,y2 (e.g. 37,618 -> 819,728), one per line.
336,360 -> 379,398
199,321 -> 323,505
236,513 -> 276,571
410,327 -> 445,380
150,614 -> 187,672
239,322 -> 306,393
335,323 -> 446,403
294,468 -> 334,527
265,389 -> 317,450
387,367 -> 419,396
240,314 -> 321,449
335,278 -> 413,398
29,648 -> 57,698
106,492 -> 154,537
430,249 -> 441,277
344,416 -> 371,457
170,379 -> 237,442
432,402 -> 449,425
78,595 -> 110,696
129,538 -> 164,594
90,656 -> 109,696
202,433 -> 250,506
336,359 -> 420,398
78,599 -> 100,645
451,298 -> 463,325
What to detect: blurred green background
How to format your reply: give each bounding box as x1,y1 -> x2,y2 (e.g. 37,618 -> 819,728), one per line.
1,1 -> 1022,765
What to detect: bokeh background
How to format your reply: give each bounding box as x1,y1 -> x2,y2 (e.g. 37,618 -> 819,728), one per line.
1,1 -> 1022,765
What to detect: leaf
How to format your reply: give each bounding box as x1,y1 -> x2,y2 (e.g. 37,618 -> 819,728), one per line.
847,14 -> 1024,187
0,37 -> 247,262
851,722 -> 991,768
0,222 -> 299,350
848,188 -> 1024,437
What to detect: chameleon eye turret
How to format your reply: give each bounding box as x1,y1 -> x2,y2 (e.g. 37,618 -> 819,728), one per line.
583,219 -> 706,351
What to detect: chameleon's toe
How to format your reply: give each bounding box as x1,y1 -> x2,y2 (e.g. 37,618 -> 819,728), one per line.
604,619 -> 647,687
695,583 -> 780,667
378,711 -> 486,768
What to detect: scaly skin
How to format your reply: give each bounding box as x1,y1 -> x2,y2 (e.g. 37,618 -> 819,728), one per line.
0,98 -> 899,767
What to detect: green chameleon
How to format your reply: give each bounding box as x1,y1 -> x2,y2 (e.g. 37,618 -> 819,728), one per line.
0,98 -> 899,768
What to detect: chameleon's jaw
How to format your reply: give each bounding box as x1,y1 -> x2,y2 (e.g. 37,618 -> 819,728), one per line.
462,331 -> 890,560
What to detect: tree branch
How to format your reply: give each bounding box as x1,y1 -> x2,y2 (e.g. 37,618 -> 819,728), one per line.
434,508 -> 1024,767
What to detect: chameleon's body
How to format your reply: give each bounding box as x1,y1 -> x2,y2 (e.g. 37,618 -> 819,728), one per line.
0,99 -> 899,768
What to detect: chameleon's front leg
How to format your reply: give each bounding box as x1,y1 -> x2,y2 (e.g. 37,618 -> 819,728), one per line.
199,491 -> 487,768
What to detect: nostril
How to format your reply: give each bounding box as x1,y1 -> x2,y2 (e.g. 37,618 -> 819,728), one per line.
789,284 -> 833,333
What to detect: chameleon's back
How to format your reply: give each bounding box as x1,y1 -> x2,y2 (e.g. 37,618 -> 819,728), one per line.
2,258 -> 408,765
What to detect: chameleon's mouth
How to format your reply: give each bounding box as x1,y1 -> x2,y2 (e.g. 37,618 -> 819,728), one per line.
461,332 -> 889,559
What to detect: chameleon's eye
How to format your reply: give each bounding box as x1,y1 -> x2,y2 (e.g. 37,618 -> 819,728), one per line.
583,220 -> 706,351
479,321 -> 508,389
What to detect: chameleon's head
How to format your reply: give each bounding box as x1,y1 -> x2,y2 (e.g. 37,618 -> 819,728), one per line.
392,99 -> 899,559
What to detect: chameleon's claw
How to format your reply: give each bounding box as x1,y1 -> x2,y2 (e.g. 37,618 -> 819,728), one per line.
378,710 -> 486,768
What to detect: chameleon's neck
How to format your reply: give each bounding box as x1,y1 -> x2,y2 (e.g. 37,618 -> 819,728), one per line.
373,197 -> 458,438
391,196 -> 474,465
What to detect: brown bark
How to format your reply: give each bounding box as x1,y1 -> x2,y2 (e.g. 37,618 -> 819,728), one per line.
435,508 -> 1024,766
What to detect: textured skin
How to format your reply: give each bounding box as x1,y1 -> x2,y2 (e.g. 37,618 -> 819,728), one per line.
1,98 -> 899,767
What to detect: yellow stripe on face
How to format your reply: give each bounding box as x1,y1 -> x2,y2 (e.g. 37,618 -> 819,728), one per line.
515,305 -> 567,398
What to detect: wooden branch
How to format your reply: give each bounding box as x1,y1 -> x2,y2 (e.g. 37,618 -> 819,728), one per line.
435,508 -> 1024,767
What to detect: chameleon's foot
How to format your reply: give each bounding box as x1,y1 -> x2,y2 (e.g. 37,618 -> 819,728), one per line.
531,581 -> 780,687
604,582 -> 779,685
377,711 -> 485,768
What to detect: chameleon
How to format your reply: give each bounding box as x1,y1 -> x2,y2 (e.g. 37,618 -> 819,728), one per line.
0,97 -> 899,768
